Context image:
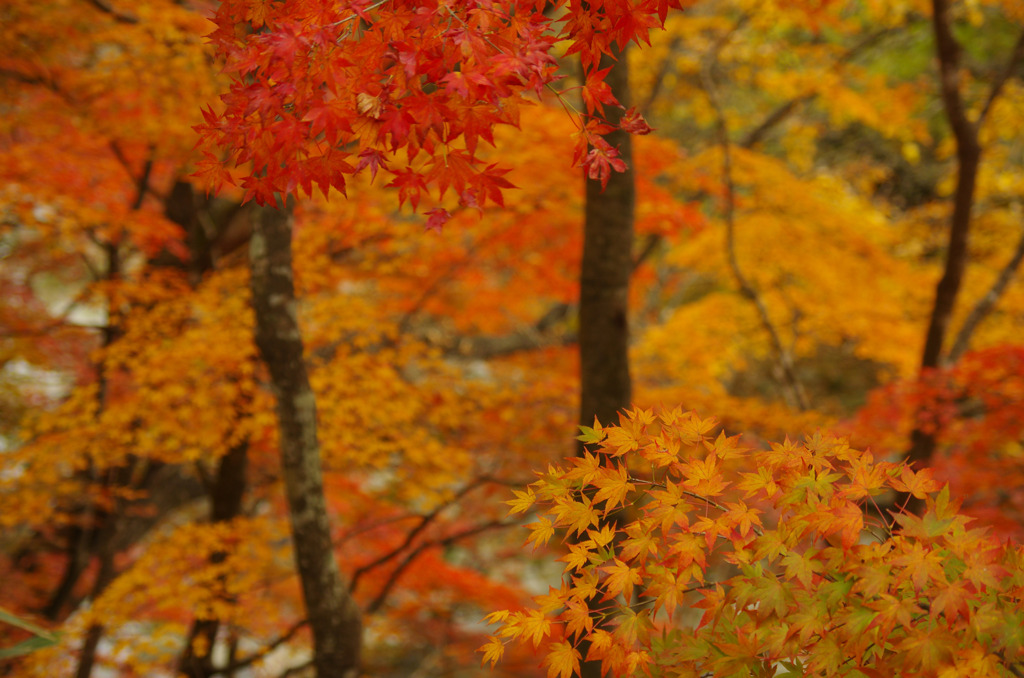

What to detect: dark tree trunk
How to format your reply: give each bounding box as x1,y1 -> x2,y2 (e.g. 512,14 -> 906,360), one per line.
578,47 -> 635,451
577,48 -> 635,678
249,202 -> 362,678
71,236 -> 124,678
906,0 -> 982,470
178,441 -> 249,678
73,546 -> 117,678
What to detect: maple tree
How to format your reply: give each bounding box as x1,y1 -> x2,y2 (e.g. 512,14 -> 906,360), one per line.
3,0 -> 1024,678
196,0 -> 676,673
197,0 -> 678,220
1,1 -> 584,676
483,408 -> 1024,678
486,1 -> 1024,676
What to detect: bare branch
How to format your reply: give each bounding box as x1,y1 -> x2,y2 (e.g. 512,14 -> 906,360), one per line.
364,519 -> 514,614
740,27 -> 899,149
700,18 -> 809,412
740,95 -> 813,150
948,227 -> 1024,363
639,36 -> 681,116
279,659 -> 314,678
632,233 -> 662,271
979,29 -> 1024,125
209,619 -> 309,676
396,217 -> 516,335
84,0 -> 139,24
348,481 -> 481,594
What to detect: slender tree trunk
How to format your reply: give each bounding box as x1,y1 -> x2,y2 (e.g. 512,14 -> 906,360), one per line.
249,202 -> 362,678
906,0 -> 982,470
179,440 -> 249,678
73,540 -> 117,678
577,48 -> 634,678
71,237 -> 123,678
75,621 -> 106,678
578,47 -> 635,450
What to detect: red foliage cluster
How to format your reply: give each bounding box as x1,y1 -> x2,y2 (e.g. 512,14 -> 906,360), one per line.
196,0 -> 677,214
851,346 -> 1024,538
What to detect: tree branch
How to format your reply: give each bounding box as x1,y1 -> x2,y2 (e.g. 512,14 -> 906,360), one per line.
948,226 -> 1024,363
639,36 -> 681,116
84,0 -> 138,24
978,29 -> 1024,125
208,619 -> 309,676
348,481 -> 480,594
700,18 -> 809,412
365,519 -> 513,614
632,233 -> 662,271
740,27 -> 899,149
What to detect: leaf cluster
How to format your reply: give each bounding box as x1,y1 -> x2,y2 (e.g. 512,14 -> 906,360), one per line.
197,0 -> 679,217
483,408 -> 1024,677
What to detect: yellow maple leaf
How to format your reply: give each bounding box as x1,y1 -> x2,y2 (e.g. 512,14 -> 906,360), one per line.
559,543 -> 592,572
585,628 -> 613,661
552,497 -> 599,536
479,636 -> 505,667
484,609 -> 510,625
586,524 -> 617,549
604,426 -> 639,457
601,558 -> 642,600
534,586 -> 567,615
507,487 -> 536,515
520,609 -> 552,647
592,463 -> 634,514
571,570 -> 600,601
564,598 -> 594,639
543,640 -> 581,678
527,516 -> 555,549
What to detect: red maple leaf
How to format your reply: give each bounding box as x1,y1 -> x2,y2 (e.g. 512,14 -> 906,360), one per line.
620,107 -> 653,135
582,138 -> 628,190
424,207 -> 450,233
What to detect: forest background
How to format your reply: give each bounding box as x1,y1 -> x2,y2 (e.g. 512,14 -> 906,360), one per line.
3,0 -> 1024,676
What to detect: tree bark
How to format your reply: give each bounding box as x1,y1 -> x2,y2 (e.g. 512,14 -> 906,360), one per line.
577,48 -> 635,678
578,47 -> 635,449
948,228 -> 1024,363
249,202 -> 362,678
179,440 -> 249,678
906,0 -> 982,470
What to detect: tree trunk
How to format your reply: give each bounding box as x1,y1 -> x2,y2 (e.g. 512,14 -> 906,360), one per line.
249,202 -> 362,678
178,440 -> 249,678
578,47 -> 635,450
906,0 -> 982,470
577,48 -> 635,678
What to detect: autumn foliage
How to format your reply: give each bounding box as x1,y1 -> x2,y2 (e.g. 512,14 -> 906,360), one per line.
484,409 -> 1024,678
3,0 -> 1024,676
197,0 -> 679,220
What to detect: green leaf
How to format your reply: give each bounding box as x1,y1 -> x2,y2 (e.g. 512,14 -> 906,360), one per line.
0,635 -> 60,660
0,606 -> 60,659
0,605 -> 53,637
577,425 -> 606,445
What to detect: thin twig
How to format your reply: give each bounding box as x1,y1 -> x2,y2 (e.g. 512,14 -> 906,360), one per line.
209,619 -> 310,675
948,226 -> 1024,363
978,29 -> 1024,125
84,0 -> 138,23
639,36 -> 682,116
278,659 -> 314,678
396,218 -> 517,335
740,27 -> 899,149
632,232 -> 662,271
700,18 -> 809,412
348,481 -> 481,593
325,0 -> 392,27
365,519 -> 514,614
